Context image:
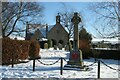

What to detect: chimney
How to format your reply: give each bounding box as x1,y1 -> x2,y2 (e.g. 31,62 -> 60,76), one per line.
46,24 -> 48,38
25,22 -> 29,40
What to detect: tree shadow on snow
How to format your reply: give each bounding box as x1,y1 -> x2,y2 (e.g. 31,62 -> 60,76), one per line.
34,66 -> 60,71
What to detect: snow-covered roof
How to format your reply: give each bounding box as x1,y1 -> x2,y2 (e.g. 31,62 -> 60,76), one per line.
9,35 -> 25,40
92,38 -> 119,44
39,38 -> 48,41
68,38 -> 119,44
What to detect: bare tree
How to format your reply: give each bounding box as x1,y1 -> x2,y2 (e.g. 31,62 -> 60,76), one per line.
58,3 -> 74,39
1,2 -> 44,37
57,3 -> 84,50
89,2 -> 119,38
58,3 -> 83,40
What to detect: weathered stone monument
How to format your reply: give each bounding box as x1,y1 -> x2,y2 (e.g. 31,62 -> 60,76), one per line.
64,12 -> 84,70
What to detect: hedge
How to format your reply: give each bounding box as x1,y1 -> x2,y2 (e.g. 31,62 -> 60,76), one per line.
91,49 -> 120,60
29,40 -> 40,59
2,38 -> 40,65
79,40 -> 92,59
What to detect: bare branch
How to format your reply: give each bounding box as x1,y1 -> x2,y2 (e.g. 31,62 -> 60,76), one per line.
89,2 -> 119,38
2,2 -> 44,37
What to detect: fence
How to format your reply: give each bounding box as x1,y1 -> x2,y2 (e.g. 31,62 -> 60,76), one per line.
96,59 -> 120,79
10,57 -> 120,79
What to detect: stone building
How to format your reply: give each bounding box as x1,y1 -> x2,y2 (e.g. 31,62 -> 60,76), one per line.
25,14 -> 69,47
47,14 -> 69,47
25,24 -> 45,41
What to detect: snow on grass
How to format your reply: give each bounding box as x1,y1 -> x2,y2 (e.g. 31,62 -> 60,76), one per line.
0,48 -> 119,78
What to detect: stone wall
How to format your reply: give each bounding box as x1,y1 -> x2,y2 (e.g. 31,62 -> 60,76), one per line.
48,23 -> 69,47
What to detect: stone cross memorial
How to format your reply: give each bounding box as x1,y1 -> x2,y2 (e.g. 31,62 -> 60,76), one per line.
64,12 -> 84,70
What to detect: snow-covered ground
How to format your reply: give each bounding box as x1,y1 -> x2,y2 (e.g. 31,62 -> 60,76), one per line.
0,48 -> 119,79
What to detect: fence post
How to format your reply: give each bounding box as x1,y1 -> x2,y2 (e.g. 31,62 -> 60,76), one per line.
33,59 -> 35,71
98,60 -> 100,79
60,57 -> 63,75
12,53 -> 14,68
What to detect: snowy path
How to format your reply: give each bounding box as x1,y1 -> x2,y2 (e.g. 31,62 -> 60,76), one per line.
0,48 -> 119,78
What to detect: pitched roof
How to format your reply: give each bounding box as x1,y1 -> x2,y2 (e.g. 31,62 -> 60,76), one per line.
28,23 -> 68,38
40,25 -> 54,37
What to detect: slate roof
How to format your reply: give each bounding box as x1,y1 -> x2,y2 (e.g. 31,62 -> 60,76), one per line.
28,24 -> 55,38
40,25 -> 54,37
